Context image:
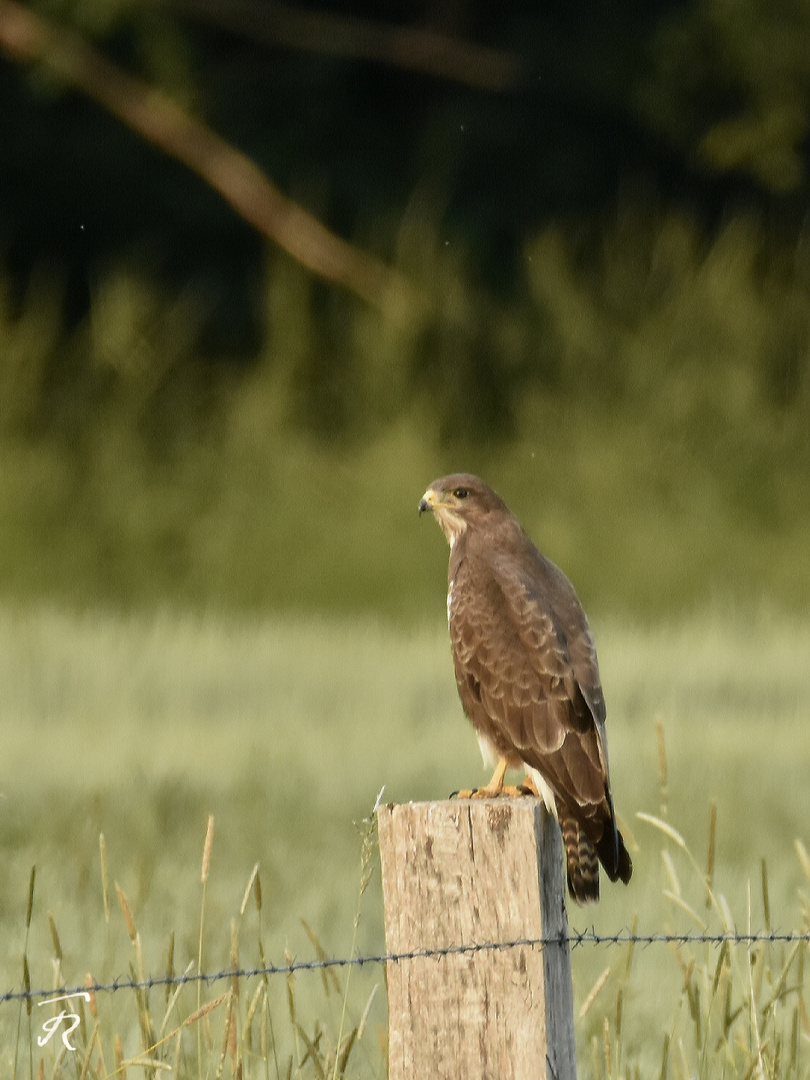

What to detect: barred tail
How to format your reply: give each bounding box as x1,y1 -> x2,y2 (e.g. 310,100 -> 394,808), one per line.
561,817 -> 600,904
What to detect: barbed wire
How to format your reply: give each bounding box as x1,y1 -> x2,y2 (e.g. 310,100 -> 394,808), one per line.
3,927 -> 809,1007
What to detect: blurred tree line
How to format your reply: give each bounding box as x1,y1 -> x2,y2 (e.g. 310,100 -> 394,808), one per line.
0,0 -> 809,612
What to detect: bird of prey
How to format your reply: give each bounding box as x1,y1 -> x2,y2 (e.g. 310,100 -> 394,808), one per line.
419,473 -> 632,903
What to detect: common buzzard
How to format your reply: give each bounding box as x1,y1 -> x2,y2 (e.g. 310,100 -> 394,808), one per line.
420,473 -> 632,903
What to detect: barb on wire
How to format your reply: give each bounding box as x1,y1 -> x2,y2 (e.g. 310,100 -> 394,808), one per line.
3,928 -> 809,1008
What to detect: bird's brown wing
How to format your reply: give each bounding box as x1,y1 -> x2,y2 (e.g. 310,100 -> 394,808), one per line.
449,546 -> 612,819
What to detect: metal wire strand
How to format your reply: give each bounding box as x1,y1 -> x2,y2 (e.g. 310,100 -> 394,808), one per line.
3,928 -> 809,1006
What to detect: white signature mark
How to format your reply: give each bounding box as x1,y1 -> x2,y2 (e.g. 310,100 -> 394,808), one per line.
36,991 -> 91,1051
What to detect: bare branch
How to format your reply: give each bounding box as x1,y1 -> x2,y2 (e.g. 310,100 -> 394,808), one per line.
0,0 -> 423,315
169,0 -> 522,92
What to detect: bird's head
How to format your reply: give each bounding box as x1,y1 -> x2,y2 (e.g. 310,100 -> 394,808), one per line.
419,473 -> 508,548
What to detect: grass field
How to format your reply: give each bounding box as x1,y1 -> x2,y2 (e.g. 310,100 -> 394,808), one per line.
1,605 -> 809,1077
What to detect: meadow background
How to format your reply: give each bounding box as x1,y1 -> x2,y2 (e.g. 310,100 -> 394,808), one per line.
1,0 -> 810,1076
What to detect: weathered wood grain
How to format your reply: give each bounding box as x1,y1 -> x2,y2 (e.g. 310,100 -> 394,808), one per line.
378,799 -> 577,1080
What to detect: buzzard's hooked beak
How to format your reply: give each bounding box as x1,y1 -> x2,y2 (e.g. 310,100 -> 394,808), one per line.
418,489 -> 437,515
419,483 -> 466,547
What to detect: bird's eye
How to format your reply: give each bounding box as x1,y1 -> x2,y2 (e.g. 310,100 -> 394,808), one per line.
453,487 -> 468,499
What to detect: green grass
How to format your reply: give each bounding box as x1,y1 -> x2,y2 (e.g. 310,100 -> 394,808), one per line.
1,606 -> 809,1077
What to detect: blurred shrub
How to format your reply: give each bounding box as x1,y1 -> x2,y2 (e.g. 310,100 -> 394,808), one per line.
525,201 -> 810,426
1,193 -> 809,612
640,0 -> 810,191
0,268 -> 61,432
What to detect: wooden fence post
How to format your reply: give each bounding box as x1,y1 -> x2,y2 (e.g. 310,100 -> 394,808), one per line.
378,799 -> 577,1080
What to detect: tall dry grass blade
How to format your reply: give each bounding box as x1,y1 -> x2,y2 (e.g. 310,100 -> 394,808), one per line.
662,851 -> 681,897
705,801 -> 717,907
615,811 -> 638,857
668,941 -> 688,981
637,812 -> 686,849
48,913 -> 63,963
624,913 -> 638,980
99,834 -> 110,924
760,941 -> 801,1018
115,1033 -> 126,1080
14,865 -> 36,1080
300,919 -> 340,996
285,950 -> 302,1067
331,808 -> 378,1080
229,1009 -> 239,1076
133,932 -> 146,983
260,991 -> 269,1068
201,814 -> 215,884
356,983 -> 378,1041
181,993 -> 229,1028
603,1015 -> 612,1080
761,859 -> 771,933
85,974 -> 97,1022
119,1058 -> 171,1073
242,980 -> 264,1054
78,1022 -> 101,1080
198,813 -> 215,1080
591,1034 -> 602,1080
227,924 -> 241,1076
615,986 -> 624,1075
115,883 -> 137,942
262,980 -> 283,1080
160,960 -> 194,1038
725,981 -> 745,1035
663,891 -> 707,931
716,892 -> 736,933
788,1005 -> 799,1073
14,955 -> 32,1080
658,1032 -> 670,1080
580,967 -> 611,1019
68,992 -> 88,1056
132,933 -> 157,1062
680,956 -> 696,996
747,882 -> 766,1079
336,1026 -> 358,1076
686,978 -> 702,1050
172,1030 -> 182,1076
795,839 -> 810,884
294,1022 -> 327,1080
49,912 -> 65,988
656,718 -> 668,816
239,863 -> 260,918
165,931 -> 175,1005
253,865 -> 269,999
214,989 -> 234,1080
710,940 -> 729,1002
81,980 -> 106,1080
25,866 -> 35,931
230,917 -> 240,998
740,1044 -> 769,1080
115,995 -> 227,1074
772,1032 -> 782,1079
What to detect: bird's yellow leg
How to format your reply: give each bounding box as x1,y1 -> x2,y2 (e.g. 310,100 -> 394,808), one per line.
454,756 -> 531,799
520,774 -> 540,796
